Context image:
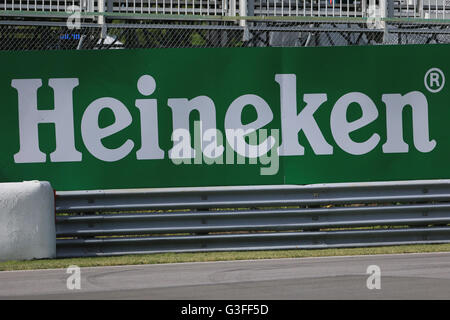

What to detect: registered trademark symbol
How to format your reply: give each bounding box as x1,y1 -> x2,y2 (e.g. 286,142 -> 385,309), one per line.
424,68 -> 445,93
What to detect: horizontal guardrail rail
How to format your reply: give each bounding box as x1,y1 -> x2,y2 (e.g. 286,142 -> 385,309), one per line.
55,180 -> 450,212
56,203 -> 450,237
55,180 -> 450,258
57,227 -> 450,257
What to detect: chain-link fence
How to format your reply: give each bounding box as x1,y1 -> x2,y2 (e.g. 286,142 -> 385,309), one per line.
0,17 -> 449,50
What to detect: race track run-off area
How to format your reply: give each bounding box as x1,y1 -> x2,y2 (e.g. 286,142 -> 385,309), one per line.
1,252 -> 450,300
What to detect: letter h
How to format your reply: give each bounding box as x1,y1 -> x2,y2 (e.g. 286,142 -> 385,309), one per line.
11,78 -> 82,163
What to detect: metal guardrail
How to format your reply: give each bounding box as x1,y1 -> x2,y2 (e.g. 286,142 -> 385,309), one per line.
55,180 -> 450,258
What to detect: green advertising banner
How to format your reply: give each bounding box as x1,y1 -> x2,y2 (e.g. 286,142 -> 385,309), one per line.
0,44 -> 449,191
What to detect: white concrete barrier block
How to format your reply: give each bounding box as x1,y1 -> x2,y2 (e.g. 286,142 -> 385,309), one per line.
0,181 -> 55,261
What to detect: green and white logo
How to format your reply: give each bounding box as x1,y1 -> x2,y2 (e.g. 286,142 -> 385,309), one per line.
0,45 -> 449,190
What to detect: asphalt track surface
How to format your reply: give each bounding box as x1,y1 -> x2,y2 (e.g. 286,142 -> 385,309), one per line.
0,252 -> 450,299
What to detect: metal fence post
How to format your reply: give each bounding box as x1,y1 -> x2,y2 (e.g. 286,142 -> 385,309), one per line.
247,0 -> 254,16
98,0 -> 105,25
380,0 -> 388,44
243,0 -> 253,41
387,0 -> 394,17
107,0 -> 113,12
416,0 -> 424,18
230,0 -> 237,16
239,0 -> 247,27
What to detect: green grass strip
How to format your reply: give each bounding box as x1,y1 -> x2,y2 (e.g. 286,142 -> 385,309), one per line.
1,243 -> 450,271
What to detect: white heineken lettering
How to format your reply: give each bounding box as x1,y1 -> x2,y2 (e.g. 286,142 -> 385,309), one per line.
135,75 -> 164,160
275,74 -> 333,156
12,78 -> 82,163
167,96 -> 223,160
382,91 -> 436,153
11,73 -> 437,169
330,92 -> 380,155
81,97 -> 134,162
225,94 -> 275,158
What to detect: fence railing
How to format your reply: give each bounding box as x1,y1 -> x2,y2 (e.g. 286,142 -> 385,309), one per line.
107,0 -> 231,15
1,0 -> 449,19
396,0 -> 450,19
0,0 -> 97,12
55,180 -> 450,258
